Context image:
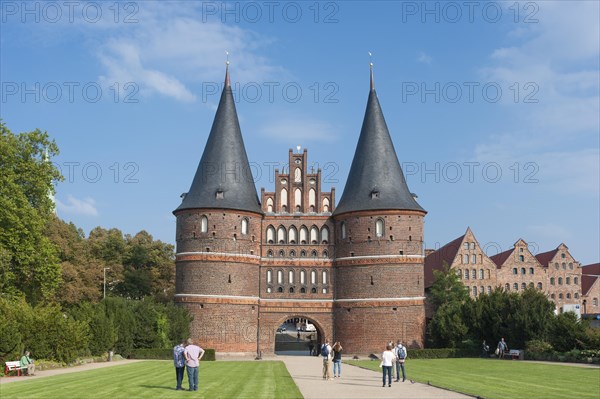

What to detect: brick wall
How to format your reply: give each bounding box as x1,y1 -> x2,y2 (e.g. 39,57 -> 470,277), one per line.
333,301 -> 425,354
175,210 -> 262,255
334,211 -> 425,258
544,245 -> 582,311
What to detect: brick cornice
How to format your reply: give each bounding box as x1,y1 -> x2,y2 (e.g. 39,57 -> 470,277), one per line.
173,208 -> 263,218
174,294 -> 259,305
335,255 -> 423,266
333,209 -> 426,220
261,258 -> 334,267
176,252 -> 261,264
334,297 -> 426,308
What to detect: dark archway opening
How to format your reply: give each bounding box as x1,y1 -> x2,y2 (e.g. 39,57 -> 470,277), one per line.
274,316 -> 322,356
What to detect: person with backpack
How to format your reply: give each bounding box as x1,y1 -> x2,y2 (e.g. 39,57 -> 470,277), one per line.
395,340 -> 407,382
321,339 -> 333,380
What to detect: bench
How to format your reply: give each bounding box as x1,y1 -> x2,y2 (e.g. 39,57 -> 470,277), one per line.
4,361 -> 26,376
507,349 -> 522,360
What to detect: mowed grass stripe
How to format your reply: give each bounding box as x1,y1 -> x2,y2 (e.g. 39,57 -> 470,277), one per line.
0,360 -> 303,399
346,358 -> 600,399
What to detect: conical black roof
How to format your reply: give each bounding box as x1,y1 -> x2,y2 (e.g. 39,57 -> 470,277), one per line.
334,68 -> 425,216
175,67 -> 262,214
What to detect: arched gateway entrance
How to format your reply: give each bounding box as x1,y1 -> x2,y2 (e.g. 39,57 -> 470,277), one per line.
274,315 -> 324,356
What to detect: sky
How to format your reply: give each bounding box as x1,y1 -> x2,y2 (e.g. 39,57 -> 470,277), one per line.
1,1 -> 598,264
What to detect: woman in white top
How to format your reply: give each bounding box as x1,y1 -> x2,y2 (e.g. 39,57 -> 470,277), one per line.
381,344 -> 396,387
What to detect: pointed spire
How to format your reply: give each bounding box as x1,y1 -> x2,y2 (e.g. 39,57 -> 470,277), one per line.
369,51 -> 374,91
175,62 -> 262,214
334,65 -> 425,216
225,51 -> 230,87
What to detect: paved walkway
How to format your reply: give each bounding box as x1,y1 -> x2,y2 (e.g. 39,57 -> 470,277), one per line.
276,355 -> 473,399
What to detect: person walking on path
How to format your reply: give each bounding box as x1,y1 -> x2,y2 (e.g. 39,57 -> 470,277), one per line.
184,338 -> 205,391
332,342 -> 343,378
395,340 -> 408,382
321,339 -> 333,380
20,351 -> 35,376
381,344 -> 396,387
497,338 -> 508,359
172,340 -> 186,390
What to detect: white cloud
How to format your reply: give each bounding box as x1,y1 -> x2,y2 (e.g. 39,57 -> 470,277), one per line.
56,195 -> 99,216
98,40 -> 196,102
417,51 -> 432,65
95,3 -> 284,102
473,1 -> 599,196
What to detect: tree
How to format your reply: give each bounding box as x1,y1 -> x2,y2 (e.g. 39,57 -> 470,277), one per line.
429,301 -> 469,347
120,231 -> 175,300
427,263 -> 471,347
0,123 -> 63,304
466,287 -> 556,349
428,262 -> 470,310
550,312 -> 588,352
46,217 -> 103,305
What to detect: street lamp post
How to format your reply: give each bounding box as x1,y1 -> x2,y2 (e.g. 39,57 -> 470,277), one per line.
103,267 -> 110,299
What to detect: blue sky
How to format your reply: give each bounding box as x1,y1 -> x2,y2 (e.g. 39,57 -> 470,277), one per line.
1,1 -> 598,264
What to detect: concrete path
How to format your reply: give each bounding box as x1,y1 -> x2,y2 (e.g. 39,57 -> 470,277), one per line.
277,355 -> 473,399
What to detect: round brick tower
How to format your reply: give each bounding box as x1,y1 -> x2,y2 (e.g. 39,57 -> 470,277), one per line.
173,64 -> 263,353
332,65 -> 427,353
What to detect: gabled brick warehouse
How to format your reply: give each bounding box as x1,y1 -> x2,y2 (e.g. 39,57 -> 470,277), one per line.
173,63 -> 427,355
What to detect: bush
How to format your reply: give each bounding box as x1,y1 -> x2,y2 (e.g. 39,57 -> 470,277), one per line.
407,348 -> 479,359
128,348 -> 172,359
202,349 -> 216,361
128,348 -> 215,361
526,339 -> 553,353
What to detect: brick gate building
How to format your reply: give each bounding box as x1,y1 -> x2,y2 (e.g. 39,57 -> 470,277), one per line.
173,64 -> 427,355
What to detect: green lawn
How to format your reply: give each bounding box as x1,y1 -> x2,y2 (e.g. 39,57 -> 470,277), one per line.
0,360 -> 302,399
346,358 -> 600,399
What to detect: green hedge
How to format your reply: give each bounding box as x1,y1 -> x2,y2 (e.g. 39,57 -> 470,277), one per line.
525,349 -> 600,364
407,348 -> 479,359
128,348 -> 215,361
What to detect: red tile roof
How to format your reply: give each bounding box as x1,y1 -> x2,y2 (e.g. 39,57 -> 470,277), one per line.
490,248 -> 513,269
535,248 -> 559,267
424,234 -> 464,288
582,263 -> 600,296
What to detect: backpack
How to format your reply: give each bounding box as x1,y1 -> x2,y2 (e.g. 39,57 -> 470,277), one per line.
397,345 -> 407,359
321,345 -> 330,357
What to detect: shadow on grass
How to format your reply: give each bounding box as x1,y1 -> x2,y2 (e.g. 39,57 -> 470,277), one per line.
139,385 -> 175,391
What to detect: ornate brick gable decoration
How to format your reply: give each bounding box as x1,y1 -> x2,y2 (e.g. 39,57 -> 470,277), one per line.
173,63 -> 427,355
